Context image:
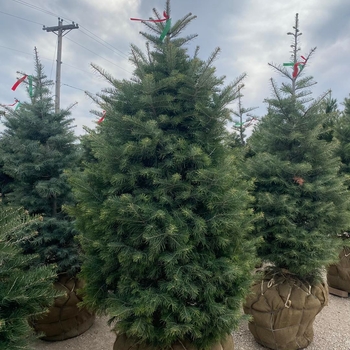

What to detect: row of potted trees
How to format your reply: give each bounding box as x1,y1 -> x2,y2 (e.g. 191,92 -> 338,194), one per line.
0,48 -> 95,345
69,6 -> 350,350
1,3 -> 350,350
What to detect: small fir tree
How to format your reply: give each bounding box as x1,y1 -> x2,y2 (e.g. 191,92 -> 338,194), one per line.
246,14 -> 350,283
0,203 -> 57,350
231,86 -> 258,146
70,1 -> 257,348
0,48 -> 80,277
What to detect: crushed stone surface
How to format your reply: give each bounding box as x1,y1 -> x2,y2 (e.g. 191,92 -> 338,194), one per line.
32,294 -> 350,350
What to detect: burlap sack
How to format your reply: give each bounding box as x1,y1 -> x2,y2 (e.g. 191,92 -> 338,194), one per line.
31,274 -> 95,341
327,247 -> 350,293
243,273 -> 328,350
113,333 -> 234,350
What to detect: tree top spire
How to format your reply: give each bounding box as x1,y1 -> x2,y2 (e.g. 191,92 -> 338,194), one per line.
131,0 -> 197,46
267,14 -> 317,98
287,13 -> 302,64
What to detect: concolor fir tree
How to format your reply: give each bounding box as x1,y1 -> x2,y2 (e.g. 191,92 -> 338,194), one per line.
246,14 -> 350,282
0,48 -> 80,277
0,203 -> 57,350
325,96 -> 350,293
70,1 -> 257,348
243,15 -> 350,350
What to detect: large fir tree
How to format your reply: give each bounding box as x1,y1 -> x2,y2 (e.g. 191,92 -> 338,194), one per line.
70,1 -> 257,348
0,203 -> 57,350
0,48 -> 80,277
246,14 -> 350,282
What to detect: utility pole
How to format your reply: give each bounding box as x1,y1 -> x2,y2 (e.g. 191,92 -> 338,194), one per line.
43,18 -> 78,113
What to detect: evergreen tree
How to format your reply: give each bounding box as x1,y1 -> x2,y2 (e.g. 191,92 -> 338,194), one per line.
0,161 -> 13,196
0,203 -> 57,350
332,96 -> 350,238
230,86 -> 258,146
69,1 -> 257,348
246,14 -> 350,283
334,96 -> 350,187
0,48 -> 80,277
318,92 -> 340,143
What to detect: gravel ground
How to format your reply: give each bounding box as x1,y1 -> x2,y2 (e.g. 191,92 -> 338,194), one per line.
32,293 -> 350,350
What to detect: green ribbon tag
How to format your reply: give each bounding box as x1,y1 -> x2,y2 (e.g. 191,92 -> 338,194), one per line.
160,19 -> 171,41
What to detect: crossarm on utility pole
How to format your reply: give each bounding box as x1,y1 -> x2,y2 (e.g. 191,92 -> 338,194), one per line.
43,18 -> 79,114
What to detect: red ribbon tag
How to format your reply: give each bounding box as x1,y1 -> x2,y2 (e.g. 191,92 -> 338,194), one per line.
1,98 -> 19,107
97,110 -> 106,123
292,56 -> 307,78
11,75 -> 28,91
130,11 -> 169,22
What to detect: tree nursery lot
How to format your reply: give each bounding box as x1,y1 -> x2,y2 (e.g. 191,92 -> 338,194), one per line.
32,294 -> 350,350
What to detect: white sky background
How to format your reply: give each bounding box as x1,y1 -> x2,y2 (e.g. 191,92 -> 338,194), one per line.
0,0 -> 349,137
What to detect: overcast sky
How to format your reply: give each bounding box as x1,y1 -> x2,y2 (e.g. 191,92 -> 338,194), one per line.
1,0 -> 349,137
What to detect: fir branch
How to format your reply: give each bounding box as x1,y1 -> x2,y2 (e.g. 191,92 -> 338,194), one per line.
152,7 -> 164,22
268,78 -> 290,118
205,47 -> 221,71
303,89 -> 331,117
268,62 -> 292,80
170,13 -> 197,37
85,91 -> 101,105
130,45 -> 148,78
139,21 -> 161,35
171,35 -> 199,47
146,42 -> 153,64
193,46 -> 200,60
295,76 -> 317,90
195,48 -> 221,90
90,63 -> 116,86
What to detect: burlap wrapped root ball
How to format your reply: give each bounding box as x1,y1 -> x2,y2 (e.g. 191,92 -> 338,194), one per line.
31,274 -> 95,341
243,274 -> 328,350
327,246 -> 350,293
113,333 -> 234,350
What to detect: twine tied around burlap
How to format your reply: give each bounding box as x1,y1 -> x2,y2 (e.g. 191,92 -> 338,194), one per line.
327,246 -> 350,293
244,272 -> 328,350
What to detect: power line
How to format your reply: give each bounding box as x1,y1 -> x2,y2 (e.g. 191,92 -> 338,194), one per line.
65,37 -> 133,74
10,0 -> 59,18
11,0 -> 76,23
4,1 -> 134,92
0,10 -> 44,25
0,45 -> 121,79
9,0 -> 130,60
62,83 -> 86,92
79,27 -> 129,59
0,45 -> 52,61
63,62 -> 95,76
0,44 -> 96,94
